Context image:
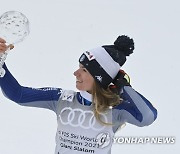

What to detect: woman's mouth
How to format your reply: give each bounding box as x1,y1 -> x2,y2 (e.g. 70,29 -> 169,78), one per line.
76,80 -> 83,83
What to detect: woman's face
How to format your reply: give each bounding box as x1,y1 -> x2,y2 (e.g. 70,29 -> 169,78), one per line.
74,64 -> 94,93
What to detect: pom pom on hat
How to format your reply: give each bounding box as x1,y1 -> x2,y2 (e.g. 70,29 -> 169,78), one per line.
103,35 -> 134,66
114,35 -> 134,56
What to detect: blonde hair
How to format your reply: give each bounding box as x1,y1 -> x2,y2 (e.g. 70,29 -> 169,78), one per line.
91,81 -> 123,125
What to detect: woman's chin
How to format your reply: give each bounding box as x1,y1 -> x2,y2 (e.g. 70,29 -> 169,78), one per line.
76,85 -> 83,91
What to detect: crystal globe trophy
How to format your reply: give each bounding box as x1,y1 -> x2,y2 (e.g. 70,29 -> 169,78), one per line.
0,11 -> 30,77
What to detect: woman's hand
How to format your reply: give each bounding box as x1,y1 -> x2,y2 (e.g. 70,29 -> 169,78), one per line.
0,38 -> 14,53
0,38 -> 14,77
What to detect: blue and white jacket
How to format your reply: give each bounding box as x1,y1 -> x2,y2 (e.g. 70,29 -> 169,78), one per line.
0,64 -> 157,154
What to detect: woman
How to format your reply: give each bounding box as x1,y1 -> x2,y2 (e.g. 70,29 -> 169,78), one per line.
0,36 -> 157,154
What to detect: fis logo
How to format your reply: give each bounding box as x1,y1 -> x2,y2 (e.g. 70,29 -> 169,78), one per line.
62,91 -> 74,102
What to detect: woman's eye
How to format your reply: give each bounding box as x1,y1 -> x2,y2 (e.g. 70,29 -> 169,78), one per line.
83,68 -> 87,72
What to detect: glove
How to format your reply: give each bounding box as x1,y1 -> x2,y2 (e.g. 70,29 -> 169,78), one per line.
116,70 -> 131,86
109,70 -> 131,93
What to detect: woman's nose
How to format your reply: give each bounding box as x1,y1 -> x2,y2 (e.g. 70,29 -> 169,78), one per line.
73,69 -> 80,76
